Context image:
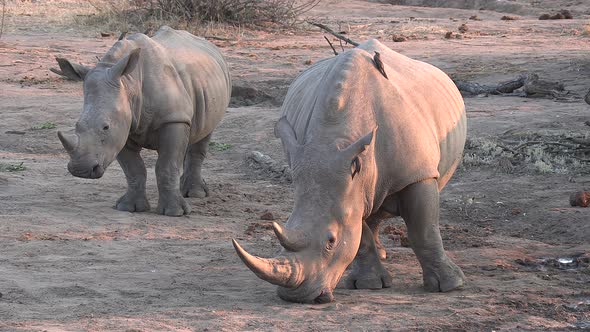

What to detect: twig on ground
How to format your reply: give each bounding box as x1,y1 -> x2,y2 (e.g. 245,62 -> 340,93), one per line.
514,141 -> 578,150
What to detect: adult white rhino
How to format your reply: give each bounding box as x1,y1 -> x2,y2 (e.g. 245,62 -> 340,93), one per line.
233,39 -> 466,303
57,26 -> 231,216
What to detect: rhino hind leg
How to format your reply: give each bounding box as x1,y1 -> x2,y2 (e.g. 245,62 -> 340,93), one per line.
344,222 -> 393,290
181,133 -> 211,198
115,145 -> 150,212
399,179 -> 465,292
156,123 -> 191,216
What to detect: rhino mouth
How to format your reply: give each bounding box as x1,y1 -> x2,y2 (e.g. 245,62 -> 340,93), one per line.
67,161 -> 105,179
277,285 -> 334,304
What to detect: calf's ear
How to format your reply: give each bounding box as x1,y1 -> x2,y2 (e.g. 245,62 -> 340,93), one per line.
53,57 -> 91,81
109,48 -> 141,81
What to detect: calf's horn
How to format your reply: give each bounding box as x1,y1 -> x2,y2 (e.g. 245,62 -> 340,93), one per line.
232,239 -> 301,288
272,222 -> 309,252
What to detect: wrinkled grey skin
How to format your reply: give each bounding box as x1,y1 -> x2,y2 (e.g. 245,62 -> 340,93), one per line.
233,39 -> 466,303
57,26 -> 231,216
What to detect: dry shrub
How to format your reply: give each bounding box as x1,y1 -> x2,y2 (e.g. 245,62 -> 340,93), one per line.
86,0 -> 321,31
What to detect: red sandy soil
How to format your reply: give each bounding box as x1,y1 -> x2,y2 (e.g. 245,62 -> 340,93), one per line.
0,0 -> 589,330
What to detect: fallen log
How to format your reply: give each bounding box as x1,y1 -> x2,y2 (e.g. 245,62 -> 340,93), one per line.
454,73 -> 569,99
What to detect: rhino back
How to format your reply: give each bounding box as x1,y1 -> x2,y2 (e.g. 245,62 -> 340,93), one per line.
107,27 -> 231,146
281,39 -> 465,194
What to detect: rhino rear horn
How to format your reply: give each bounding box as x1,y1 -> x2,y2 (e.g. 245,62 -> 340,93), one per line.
232,239 -> 301,288
272,222 -> 309,252
57,131 -> 78,154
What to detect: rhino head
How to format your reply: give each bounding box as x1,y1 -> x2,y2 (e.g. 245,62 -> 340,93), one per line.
57,49 -> 141,179
233,117 -> 377,303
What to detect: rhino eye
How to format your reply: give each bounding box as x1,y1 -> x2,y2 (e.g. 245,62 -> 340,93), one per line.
326,235 -> 336,251
351,157 -> 361,179
103,125 -> 110,131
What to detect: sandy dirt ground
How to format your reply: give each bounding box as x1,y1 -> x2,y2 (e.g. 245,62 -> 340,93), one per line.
1,0 -> 590,330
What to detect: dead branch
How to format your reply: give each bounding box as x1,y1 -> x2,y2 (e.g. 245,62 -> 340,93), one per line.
307,21 -> 359,47
454,74 -> 527,97
204,35 -> 232,41
454,73 -> 569,99
323,36 -> 338,56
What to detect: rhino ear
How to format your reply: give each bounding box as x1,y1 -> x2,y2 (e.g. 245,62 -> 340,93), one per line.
109,48 -> 141,81
341,126 -> 378,159
275,117 -> 302,166
54,57 -> 90,81
275,117 -> 298,148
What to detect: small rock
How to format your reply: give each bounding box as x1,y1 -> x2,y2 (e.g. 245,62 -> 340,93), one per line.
392,34 -> 407,42
100,32 -> 113,37
244,207 -> 253,213
260,211 -> 275,220
469,15 -> 481,21
539,13 -> 551,20
569,191 -> 590,207
585,121 -> 590,127
458,23 -> 469,33
539,10 -> 573,20
511,208 -> 522,215
444,31 -> 454,39
304,59 -> 313,65
560,9 -> 573,19
501,16 -> 518,21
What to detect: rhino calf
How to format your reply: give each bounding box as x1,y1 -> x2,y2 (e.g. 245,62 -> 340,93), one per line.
57,26 -> 231,216
233,39 -> 466,303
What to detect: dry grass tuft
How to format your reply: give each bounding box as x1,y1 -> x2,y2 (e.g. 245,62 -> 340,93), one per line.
462,131 -> 590,175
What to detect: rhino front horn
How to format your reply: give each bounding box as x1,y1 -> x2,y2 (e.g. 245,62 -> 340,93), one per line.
232,239 -> 301,288
57,131 -> 78,154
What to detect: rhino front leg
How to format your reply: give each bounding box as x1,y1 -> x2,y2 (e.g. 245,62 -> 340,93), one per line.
156,123 -> 191,216
181,133 -> 211,198
344,222 -> 393,289
399,179 -> 465,292
366,214 -> 387,260
115,145 -> 150,212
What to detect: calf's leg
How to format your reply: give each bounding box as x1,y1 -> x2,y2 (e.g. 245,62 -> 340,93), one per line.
181,133 -> 211,198
115,145 -> 150,212
156,123 -> 191,216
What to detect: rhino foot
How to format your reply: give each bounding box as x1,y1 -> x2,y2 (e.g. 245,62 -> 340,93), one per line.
180,176 -> 209,198
115,193 -> 150,212
422,257 -> 465,292
345,259 -> 392,290
157,193 -> 191,216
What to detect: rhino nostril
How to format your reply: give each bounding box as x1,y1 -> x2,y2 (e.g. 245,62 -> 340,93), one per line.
90,163 -> 104,178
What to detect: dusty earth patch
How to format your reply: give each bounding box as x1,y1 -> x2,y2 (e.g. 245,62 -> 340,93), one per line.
1,0 -> 589,330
